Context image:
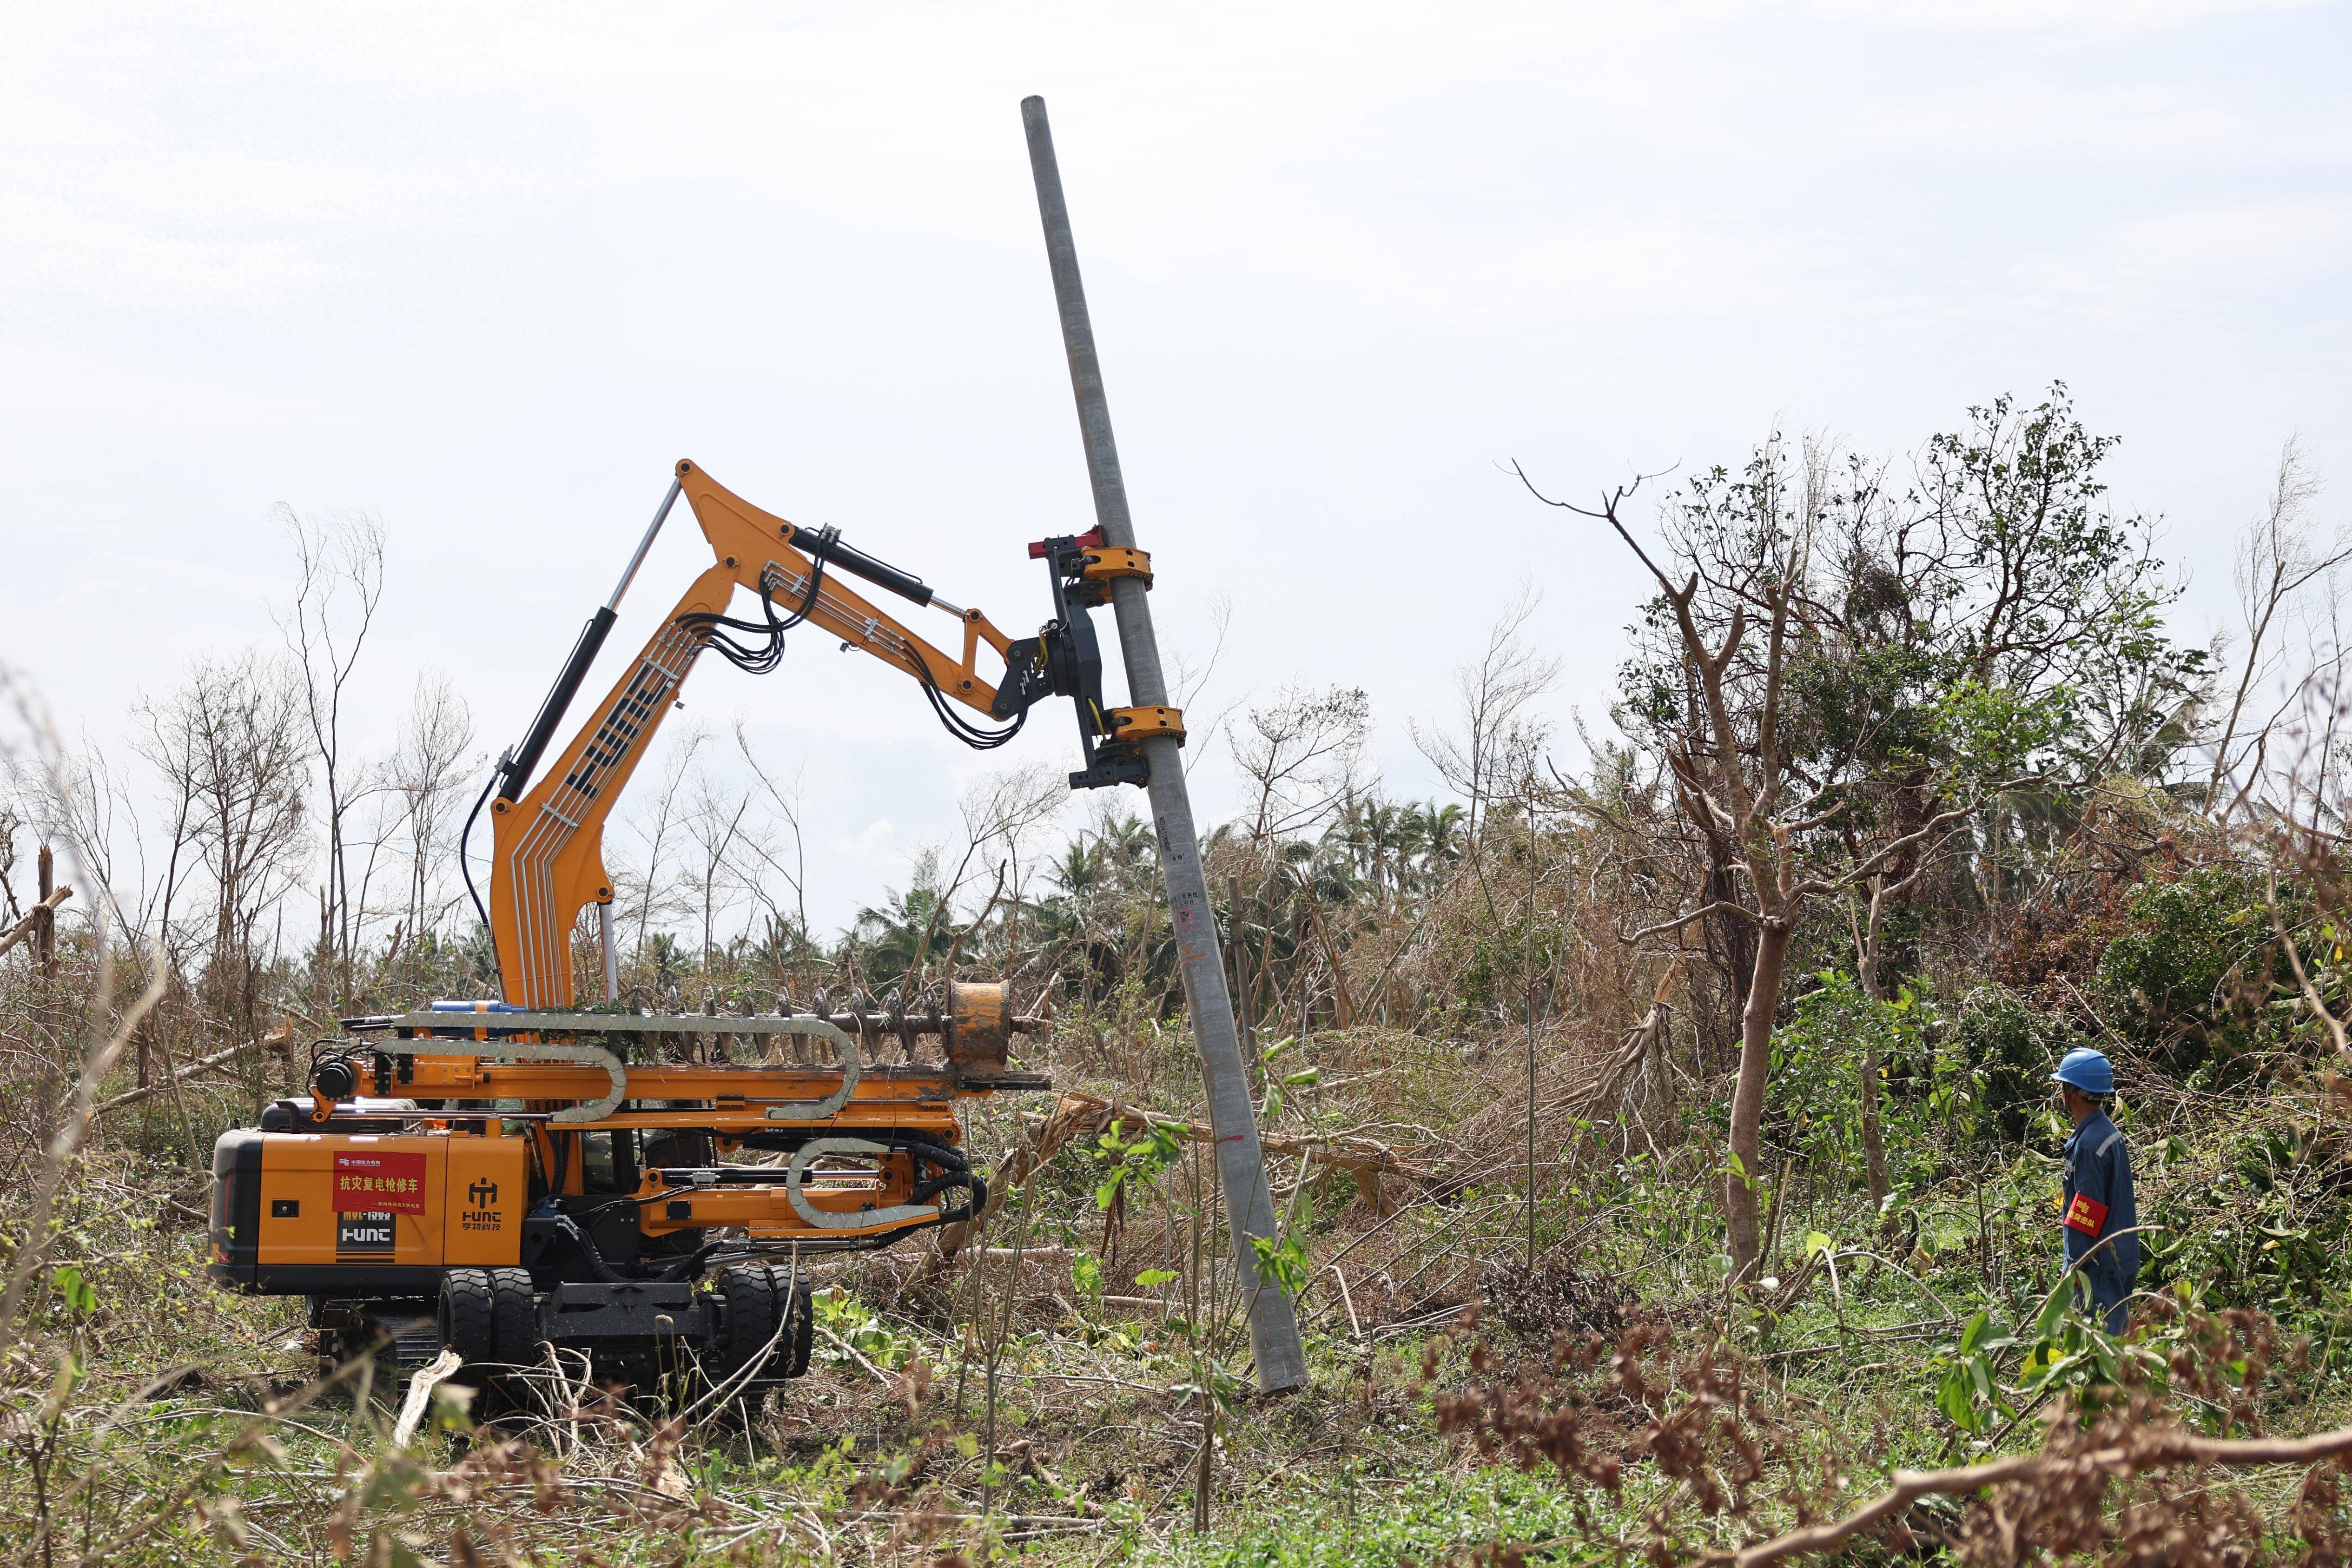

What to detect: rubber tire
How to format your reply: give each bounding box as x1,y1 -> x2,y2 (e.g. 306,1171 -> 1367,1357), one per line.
437,1267 -> 497,1365
775,1265 -> 814,1380
712,1262 -> 781,1380
487,1267 -> 541,1366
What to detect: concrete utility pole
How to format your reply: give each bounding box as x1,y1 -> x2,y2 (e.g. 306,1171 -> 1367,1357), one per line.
1020,94 -> 1308,1394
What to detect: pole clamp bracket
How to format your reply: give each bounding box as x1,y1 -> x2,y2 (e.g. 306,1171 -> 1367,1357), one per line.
1107,705 -> 1185,744
1080,546 -> 1153,588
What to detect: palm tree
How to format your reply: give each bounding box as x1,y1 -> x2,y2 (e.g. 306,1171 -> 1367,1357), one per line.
750,912 -> 824,986
1096,814 -> 1156,896
1047,839 -> 1101,900
647,932 -> 687,992
1026,815 -> 1176,1011
1401,801 -> 1466,890
847,880 -> 963,992
1326,796 -> 1412,897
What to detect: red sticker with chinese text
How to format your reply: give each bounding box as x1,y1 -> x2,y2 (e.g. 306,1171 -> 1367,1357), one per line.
333,1150 -> 428,1214
2063,1192 -> 2108,1237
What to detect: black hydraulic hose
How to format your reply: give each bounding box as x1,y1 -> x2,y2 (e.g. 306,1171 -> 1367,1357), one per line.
911,646 -> 1026,750
646,1240 -> 727,1283
890,1132 -> 969,1170
551,1213 -> 721,1284
909,1171 -> 978,1205
677,529 -> 836,668
457,768 -> 499,942
547,1212 -> 629,1284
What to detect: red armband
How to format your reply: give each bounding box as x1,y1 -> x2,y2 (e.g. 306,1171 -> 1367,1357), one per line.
2063,1192 -> 2108,1237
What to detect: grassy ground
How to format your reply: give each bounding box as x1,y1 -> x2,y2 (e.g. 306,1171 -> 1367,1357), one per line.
6,990 -> 2351,1568
9,1117 -> 2348,1568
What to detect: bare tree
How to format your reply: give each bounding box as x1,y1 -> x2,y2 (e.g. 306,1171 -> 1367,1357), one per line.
730,721 -> 812,971
925,764 -> 1067,986
621,727 -> 708,964
1531,470 -> 2002,1290
957,763 -> 1069,863
1169,594 -> 1243,781
133,652 -> 311,1047
277,508 -> 386,1003
5,723 -> 213,1114
1235,685 -> 1372,847
1410,589 -> 1559,843
681,763 -> 756,978
383,673 -> 476,944
2205,437 -> 2349,820
10,738 -> 153,954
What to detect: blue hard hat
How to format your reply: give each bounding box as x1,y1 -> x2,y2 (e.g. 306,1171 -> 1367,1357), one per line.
2051,1048 -> 2114,1096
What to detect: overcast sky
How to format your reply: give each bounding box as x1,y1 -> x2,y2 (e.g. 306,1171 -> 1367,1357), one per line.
5,1 -> 2348,934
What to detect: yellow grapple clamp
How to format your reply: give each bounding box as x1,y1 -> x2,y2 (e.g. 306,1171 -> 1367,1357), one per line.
1108,705 -> 1185,744
1080,546 -> 1153,588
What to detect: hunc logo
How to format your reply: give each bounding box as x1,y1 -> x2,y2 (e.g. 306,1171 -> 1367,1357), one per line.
460,1176 -> 504,1234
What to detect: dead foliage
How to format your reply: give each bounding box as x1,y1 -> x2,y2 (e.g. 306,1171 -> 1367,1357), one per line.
1424,1302 -> 2352,1568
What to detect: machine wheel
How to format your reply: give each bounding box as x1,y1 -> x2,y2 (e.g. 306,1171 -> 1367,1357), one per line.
487,1267 -> 542,1366
437,1268 -> 498,1367
710,1262 -> 781,1381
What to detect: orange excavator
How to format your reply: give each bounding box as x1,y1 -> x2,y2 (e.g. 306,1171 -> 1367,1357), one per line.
207,461 -> 1173,1394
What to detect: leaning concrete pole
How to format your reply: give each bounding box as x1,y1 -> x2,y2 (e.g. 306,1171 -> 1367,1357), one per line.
1021,95 -> 1308,1393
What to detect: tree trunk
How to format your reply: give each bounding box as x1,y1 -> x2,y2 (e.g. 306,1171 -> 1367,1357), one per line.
1700,905 -> 1757,1075
1726,919 -> 1793,1289
1854,887 -> 1895,1228
1860,1049 -> 1890,1217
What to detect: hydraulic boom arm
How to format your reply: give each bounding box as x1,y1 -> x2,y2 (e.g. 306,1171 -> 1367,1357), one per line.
487,460 -> 1022,1006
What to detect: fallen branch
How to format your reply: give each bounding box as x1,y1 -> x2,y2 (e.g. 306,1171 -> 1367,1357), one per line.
0,883 -> 72,959
1063,1090 -> 1427,1182
925,1092 -> 1106,1267
1563,956 -> 1684,1123
92,1029 -> 290,1118
815,1322 -> 892,1384
931,1091 -> 1431,1268
1730,1420 -> 2352,1568
391,1348 -> 464,1447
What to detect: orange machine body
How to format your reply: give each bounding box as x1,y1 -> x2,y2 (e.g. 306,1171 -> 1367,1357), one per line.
207,465 -> 1050,1392
211,1131 -> 530,1291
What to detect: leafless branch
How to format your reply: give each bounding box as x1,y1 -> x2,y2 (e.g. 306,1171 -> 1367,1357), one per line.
2268,869 -> 2350,1057
1731,1419 -> 2352,1568
1621,900 -> 1763,944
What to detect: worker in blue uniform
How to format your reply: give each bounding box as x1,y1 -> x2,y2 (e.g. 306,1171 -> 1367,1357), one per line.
2053,1048 -> 2138,1334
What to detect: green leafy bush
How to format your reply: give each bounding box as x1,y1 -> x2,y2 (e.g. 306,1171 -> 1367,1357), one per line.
1768,973 -> 1888,1183
1947,985 -> 2070,1147
1770,971 -> 1947,1186
2142,1122 -> 2352,1313
2094,869 -> 2269,1074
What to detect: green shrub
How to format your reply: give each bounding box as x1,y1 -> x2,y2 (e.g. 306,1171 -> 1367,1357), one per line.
2094,869 -> 2268,1075
1947,986 -> 2069,1147
1769,972 -> 1942,1187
